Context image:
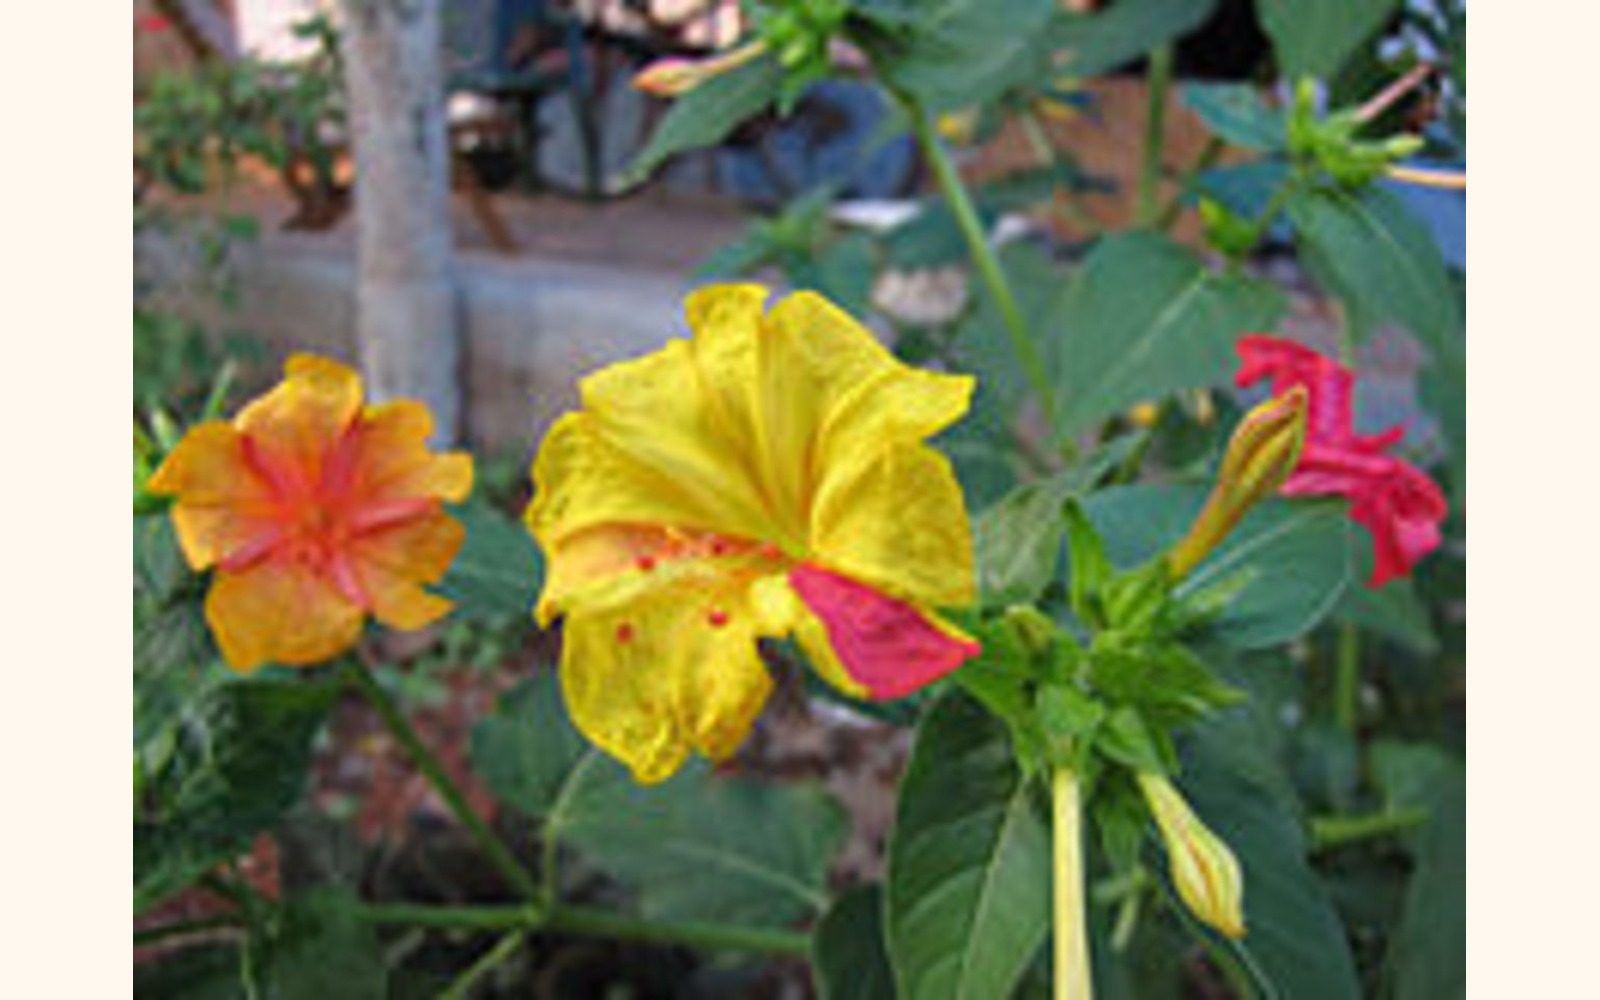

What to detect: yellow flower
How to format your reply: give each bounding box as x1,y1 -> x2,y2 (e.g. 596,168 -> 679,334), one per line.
148,354 -> 473,671
526,285 -> 981,782
1138,772 -> 1246,938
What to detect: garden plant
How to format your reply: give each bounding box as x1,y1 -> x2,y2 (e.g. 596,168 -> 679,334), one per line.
133,1 -> 1465,996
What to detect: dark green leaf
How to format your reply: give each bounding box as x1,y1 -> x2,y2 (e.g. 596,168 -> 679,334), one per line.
1333,578 -> 1439,657
622,55 -> 784,185
1257,0 -> 1403,80
469,676 -> 590,821
869,0 -> 1057,113
885,691 -> 1050,1000
1179,715 -> 1361,1000
1053,0 -> 1218,79
1183,83 -> 1286,151
136,677 -> 338,913
436,502 -> 543,622
1046,232 -> 1287,439
812,885 -> 897,1000
1080,485 -> 1351,649
1374,743 -> 1464,1000
1287,186 -> 1462,349
269,888 -> 386,999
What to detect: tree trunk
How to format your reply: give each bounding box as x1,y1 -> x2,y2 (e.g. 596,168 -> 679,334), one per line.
338,0 -> 462,443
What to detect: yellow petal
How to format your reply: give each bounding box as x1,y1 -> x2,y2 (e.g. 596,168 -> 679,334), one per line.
354,401 -> 473,503
147,422 -> 278,569
348,511 -> 465,631
235,353 -> 363,470
206,561 -> 365,671
811,440 -> 976,608
560,571 -> 775,783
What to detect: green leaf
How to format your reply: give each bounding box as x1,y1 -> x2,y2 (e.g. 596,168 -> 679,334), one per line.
436,502 -> 544,622
885,691 -> 1051,1000
812,885 -> 897,1000
1333,578 -> 1439,657
1183,83 -> 1286,151
135,677 -> 338,913
622,55 -> 784,185
269,888 -> 386,999
1287,186 -> 1462,349
560,760 -> 845,927
469,676 -> 590,821
1257,0 -> 1402,80
1047,232 -> 1287,439
1372,743 -> 1465,1000
1080,485 -> 1351,649
1053,0 -> 1218,79
868,0 -> 1057,113
1178,715 -> 1361,1000
133,942 -> 242,999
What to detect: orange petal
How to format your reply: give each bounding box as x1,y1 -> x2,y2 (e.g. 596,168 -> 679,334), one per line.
347,511 -> 465,631
147,422 -> 279,569
352,400 -> 473,503
235,354 -> 363,477
206,560 -> 365,671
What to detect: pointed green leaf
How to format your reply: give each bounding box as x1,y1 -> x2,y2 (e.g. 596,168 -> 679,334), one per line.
812,885 -> 897,1000
1257,0 -> 1403,80
436,502 -> 544,621
886,691 -> 1051,1000
1053,0 -> 1218,79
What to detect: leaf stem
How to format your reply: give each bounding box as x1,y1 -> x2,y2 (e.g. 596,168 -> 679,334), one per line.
1137,45 -> 1174,227
1053,767 -> 1094,1000
1334,621 -> 1361,732
343,661 -> 540,899
899,89 -> 1061,438
134,914 -> 243,949
437,930 -> 526,1000
1311,808 -> 1429,850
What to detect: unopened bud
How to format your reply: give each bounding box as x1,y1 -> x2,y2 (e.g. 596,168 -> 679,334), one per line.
1138,773 -> 1246,939
1167,386 -> 1307,580
632,41 -> 766,98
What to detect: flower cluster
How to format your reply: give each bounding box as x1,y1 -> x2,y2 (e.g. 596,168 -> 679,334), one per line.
1235,335 -> 1447,587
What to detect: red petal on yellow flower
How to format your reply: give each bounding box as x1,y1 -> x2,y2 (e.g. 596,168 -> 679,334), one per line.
235,353 -> 364,483
789,563 -> 978,700
346,511 -> 465,631
206,560 -> 365,671
350,400 -> 473,503
147,421 -> 279,569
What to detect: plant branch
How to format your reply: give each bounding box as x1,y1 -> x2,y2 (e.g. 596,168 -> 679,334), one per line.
1053,767 -> 1094,1000
1312,808 -> 1429,850
1334,622 -> 1361,732
135,914 -> 244,949
438,930 -> 526,1000
1137,45 -> 1174,227
343,661 -> 540,899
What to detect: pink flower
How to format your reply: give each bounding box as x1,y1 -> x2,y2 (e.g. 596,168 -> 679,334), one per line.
1234,335 -> 1447,587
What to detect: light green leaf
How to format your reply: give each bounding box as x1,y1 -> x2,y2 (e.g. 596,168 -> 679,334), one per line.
1178,714 -> 1361,1000
622,55 -> 784,185
1287,186 -> 1462,349
1080,485 -> 1351,648
1257,0 -> 1403,80
436,502 -> 543,622
885,691 -> 1051,1000
1053,0 -> 1218,79
812,885 -> 897,1000
1047,232 -> 1287,439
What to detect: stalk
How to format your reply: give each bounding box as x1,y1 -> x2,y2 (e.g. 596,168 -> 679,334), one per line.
1137,46 -> 1174,227
1053,768 -> 1094,1000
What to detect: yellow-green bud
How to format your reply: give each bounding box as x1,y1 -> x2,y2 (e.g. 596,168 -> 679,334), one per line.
632,41 -> 767,98
1138,773 -> 1246,939
1167,386 -> 1308,581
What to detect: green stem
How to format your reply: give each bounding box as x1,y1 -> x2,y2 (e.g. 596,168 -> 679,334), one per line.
438,930 -> 526,1000
343,662 -> 540,899
356,902 -> 809,957
1155,136 -> 1224,231
1311,808 -> 1429,850
1335,618 -> 1361,733
134,915 -> 243,948
900,90 -> 1061,438
1052,768 -> 1094,1000
1137,46 -> 1175,227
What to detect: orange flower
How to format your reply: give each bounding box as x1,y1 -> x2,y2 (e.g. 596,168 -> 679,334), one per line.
148,354 -> 473,670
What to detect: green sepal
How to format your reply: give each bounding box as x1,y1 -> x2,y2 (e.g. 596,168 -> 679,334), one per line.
1063,499 -> 1114,629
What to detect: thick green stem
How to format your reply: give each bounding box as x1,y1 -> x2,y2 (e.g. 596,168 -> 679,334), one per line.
1334,622 -> 1361,732
1312,808 -> 1429,850
1053,768 -> 1094,1000
356,902 -> 808,957
438,930 -> 526,1000
344,662 -> 540,899
1137,46 -> 1174,227
900,90 -> 1060,436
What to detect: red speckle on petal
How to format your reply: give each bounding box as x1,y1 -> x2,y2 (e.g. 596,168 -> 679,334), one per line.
709,540 -> 728,556
636,554 -> 657,572
707,608 -> 730,628
616,623 -> 635,644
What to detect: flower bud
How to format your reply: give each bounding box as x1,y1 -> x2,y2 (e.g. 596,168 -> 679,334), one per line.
1167,386 -> 1307,581
1138,773 -> 1246,939
632,41 -> 767,98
